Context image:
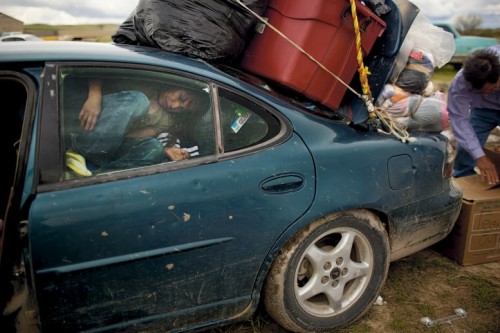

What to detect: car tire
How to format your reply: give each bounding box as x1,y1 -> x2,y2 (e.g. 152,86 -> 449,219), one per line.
263,210 -> 390,333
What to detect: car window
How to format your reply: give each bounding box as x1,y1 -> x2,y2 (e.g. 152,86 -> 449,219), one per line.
59,67 -> 213,179
216,88 -> 281,153
437,25 -> 452,34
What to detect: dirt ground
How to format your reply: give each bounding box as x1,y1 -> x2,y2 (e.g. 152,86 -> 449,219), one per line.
349,249 -> 500,333
210,249 -> 500,333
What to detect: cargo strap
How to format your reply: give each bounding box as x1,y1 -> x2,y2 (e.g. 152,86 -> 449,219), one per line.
235,0 -> 414,142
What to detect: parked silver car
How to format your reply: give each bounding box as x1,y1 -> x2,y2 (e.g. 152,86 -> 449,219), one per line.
0,33 -> 42,42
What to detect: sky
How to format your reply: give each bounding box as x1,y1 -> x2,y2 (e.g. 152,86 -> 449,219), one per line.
0,0 -> 499,28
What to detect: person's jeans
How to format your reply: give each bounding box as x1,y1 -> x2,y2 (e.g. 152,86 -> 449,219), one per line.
72,91 -> 151,168
453,107 -> 500,178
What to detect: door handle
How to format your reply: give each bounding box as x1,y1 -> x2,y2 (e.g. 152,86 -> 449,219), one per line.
260,174 -> 304,194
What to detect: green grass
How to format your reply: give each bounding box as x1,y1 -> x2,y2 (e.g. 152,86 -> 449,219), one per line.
338,323 -> 372,333
433,65 -> 458,85
469,275 -> 500,310
389,315 -> 408,332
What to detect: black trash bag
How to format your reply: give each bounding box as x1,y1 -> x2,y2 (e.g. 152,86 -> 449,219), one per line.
111,12 -> 137,45
112,0 -> 268,61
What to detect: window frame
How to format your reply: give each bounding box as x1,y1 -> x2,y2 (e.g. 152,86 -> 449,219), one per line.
38,62 -> 292,192
215,86 -> 286,155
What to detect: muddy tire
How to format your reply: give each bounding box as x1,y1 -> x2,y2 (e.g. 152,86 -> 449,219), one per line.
263,210 -> 390,332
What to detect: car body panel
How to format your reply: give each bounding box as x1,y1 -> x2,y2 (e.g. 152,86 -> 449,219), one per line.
0,26 -> 462,332
30,133 -> 315,331
265,113 -> 462,260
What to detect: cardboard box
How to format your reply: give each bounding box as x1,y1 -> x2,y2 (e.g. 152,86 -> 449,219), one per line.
440,174 -> 500,265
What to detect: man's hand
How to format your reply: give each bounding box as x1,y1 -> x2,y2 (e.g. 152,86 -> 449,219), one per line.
476,155 -> 499,185
79,80 -> 102,131
79,96 -> 102,131
164,147 -> 190,161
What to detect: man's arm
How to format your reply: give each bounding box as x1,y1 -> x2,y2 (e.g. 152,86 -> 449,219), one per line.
447,73 -> 484,159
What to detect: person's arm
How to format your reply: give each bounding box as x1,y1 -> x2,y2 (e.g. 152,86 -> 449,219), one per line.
127,126 -> 189,161
447,74 -> 499,184
79,79 -> 102,131
447,74 -> 483,158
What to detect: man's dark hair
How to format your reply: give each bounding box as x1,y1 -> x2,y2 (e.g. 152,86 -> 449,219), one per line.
463,47 -> 500,90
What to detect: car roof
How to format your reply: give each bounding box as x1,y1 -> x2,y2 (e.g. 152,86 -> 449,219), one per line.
0,41 -> 348,121
0,41 -> 238,84
0,41 -> 196,63
0,40 -> 302,114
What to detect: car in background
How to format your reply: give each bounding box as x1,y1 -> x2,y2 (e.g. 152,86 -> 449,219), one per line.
434,23 -> 498,69
0,33 -> 42,42
0,5 -> 462,333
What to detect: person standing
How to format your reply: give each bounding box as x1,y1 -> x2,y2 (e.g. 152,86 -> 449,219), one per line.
447,45 -> 500,185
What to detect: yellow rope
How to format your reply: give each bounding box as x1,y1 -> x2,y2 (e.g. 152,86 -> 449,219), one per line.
348,0 -> 413,142
349,0 -> 371,98
234,0 -> 414,142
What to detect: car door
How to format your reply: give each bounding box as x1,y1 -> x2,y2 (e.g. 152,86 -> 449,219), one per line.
28,64 -> 316,331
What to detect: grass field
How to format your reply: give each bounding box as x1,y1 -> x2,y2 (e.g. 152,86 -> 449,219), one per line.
433,65 -> 459,85
24,24 -> 119,42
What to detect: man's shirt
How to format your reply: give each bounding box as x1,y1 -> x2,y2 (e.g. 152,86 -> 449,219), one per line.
447,45 -> 500,159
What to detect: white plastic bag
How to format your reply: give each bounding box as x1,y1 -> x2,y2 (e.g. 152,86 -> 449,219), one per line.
389,13 -> 455,83
403,13 -> 455,68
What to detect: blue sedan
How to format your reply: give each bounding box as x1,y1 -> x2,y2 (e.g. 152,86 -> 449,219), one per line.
0,38 -> 461,333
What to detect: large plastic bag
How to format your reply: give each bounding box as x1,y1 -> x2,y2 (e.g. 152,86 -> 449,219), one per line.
389,13 -> 455,83
112,0 -> 268,61
405,13 -> 455,68
385,90 -> 449,132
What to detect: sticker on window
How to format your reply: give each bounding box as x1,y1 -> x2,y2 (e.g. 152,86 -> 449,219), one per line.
231,107 -> 251,133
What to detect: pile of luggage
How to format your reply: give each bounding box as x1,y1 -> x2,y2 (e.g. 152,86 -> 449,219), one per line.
375,13 -> 455,132
112,0 -> 270,61
112,0 -> 454,133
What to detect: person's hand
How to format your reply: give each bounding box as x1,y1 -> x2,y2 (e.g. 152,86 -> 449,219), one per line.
476,155 -> 499,185
164,147 -> 190,161
79,96 -> 102,131
79,80 -> 102,131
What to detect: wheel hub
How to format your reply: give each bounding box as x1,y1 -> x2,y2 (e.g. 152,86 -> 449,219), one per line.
330,267 -> 341,280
